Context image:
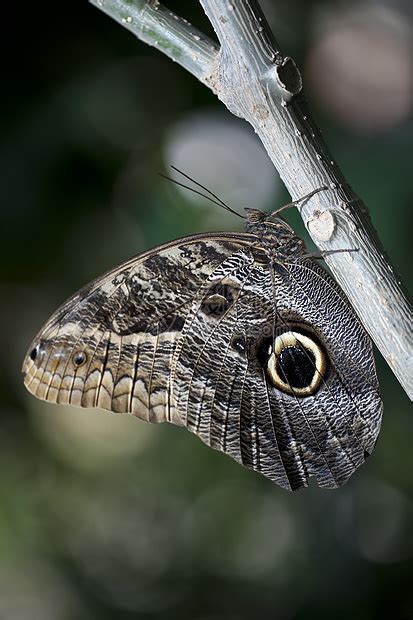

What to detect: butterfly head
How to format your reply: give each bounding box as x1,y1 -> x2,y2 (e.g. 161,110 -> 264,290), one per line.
245,207 -> 294,232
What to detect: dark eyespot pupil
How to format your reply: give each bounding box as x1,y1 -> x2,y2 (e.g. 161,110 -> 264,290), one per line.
73,352 -> 86,367
29,347 -> 38,361
232,336 -> 247,355
277,346 -> 315,389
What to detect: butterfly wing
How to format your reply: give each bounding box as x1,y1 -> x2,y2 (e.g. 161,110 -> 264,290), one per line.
170,252 -> 382,491
22,233 -> 254,425
23,233 -> 382,491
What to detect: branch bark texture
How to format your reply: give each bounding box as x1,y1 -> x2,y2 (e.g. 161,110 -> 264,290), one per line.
91,0 -> 413,399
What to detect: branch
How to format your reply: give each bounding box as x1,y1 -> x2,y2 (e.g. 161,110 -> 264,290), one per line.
91,0 -> 413,399
89,0 -> 219,85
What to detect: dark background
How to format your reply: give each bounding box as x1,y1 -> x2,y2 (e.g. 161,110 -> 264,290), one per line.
1,1 -> 412,619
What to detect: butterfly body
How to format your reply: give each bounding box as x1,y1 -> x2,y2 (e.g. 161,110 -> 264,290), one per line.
23,213 -> 382,490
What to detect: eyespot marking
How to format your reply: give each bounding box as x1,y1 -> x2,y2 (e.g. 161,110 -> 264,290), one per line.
264,328 -> 328,397
72,351 -> 87,368
231,335 -> 247,356
200,282 -> 238,317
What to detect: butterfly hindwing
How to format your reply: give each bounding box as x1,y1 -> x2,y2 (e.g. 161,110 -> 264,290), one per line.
170,252 -> 381,490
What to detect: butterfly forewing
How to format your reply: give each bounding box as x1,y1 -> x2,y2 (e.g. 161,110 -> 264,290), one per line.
23,234 -> 253,425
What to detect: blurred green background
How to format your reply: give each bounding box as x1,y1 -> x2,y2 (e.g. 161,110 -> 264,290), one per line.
2,1 -> 412,619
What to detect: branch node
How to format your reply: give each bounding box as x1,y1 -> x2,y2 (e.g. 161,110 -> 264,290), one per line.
275,57 -> 302,97
307,210 -> 336,242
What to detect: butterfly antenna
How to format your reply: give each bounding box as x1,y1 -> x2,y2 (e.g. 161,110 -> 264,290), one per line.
159,172 -> 233,213
160,166 -> 245,220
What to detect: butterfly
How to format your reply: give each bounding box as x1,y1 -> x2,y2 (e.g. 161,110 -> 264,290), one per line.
22,180 -> 382,491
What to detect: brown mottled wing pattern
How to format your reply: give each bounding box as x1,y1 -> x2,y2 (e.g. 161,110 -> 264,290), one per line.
23,231 -> 382,490
23,234 -> 253,424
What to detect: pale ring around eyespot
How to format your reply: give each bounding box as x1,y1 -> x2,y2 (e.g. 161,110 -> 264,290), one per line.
267,331 -> 326,397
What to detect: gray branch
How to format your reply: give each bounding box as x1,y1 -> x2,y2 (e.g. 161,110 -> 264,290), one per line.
91,0 -> 413,399
89,0 -> 219,84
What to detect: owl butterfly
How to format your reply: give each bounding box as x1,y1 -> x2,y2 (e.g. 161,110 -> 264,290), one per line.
22,179 -> 382,491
